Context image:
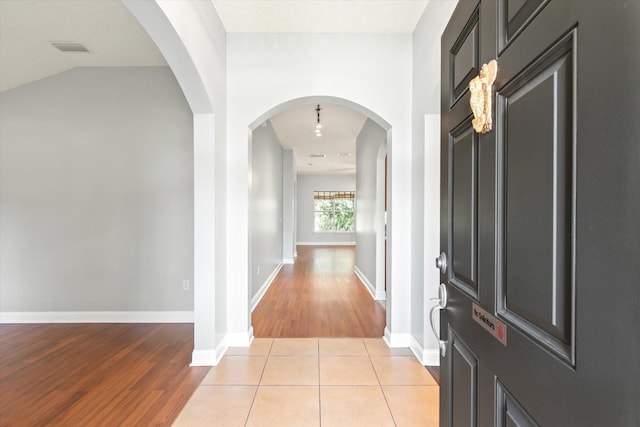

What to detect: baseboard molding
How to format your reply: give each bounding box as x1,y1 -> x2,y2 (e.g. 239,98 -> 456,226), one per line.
191,349 -> 221,366
296,242 -> 355,246
191,338 -> 227,366
0,311 -> 194,324
409,335 -> 441,366
354,266 -> 386,301
191,328 -> 254,366
225,328 -> 254,347
384,328 -> 411,348
283,258 -> 295,264
251,263 -> 283,312
354,266 -> 375,299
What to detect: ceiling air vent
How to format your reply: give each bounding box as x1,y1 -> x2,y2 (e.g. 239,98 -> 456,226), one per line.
310,153 -> 326,158
51,42 -> 90,53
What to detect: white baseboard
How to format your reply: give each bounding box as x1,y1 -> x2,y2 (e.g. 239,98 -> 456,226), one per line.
191,335 -> 229,366
296,242 -> 355,246
409,335 -> 440,366
191,348 -> 223,366
251,264 -> 283,312
283,258 -> 295,264
225,328 -> 254,347
0,311 -> 194,324
191,328 -> 254,366
354,266 -> 375,299
384,328 -> 411,347
354,266 -> 386,301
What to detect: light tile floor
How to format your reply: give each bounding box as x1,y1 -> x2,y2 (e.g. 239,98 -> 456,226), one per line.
173,338 -> 439,427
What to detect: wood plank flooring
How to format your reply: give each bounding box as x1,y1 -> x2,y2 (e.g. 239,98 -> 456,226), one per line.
0,246 -> 385,425
252,245 -> 386,337
0,323 -> 209,426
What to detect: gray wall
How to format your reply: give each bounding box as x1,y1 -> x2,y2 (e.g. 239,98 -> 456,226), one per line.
296,175 -> 356,244
355,119 -> 387,288
0,67 -> 194,312
250,121 -> 283,300
282,149 -> 297,263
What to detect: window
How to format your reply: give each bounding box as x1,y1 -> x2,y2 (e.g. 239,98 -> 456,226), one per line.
314,191 -> 355,232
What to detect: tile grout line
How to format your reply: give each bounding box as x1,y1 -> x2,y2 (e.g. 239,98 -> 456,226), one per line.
364,340 -> 398,427
243,338 -> 275,427
317,338 -> 322,426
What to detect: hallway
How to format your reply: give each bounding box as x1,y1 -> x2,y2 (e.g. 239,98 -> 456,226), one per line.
252,246 -> 386,337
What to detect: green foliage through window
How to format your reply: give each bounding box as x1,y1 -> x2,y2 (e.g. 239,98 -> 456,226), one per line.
314,191 -> 355,232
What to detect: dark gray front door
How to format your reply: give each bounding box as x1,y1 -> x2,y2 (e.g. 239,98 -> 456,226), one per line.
439,1 -> 639,425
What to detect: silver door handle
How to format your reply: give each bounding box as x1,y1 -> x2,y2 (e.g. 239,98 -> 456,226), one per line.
435,252 -> 447,274
429,283 -> 448,357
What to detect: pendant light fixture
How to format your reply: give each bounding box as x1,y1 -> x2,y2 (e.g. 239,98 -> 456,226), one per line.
315,104 -> 322,137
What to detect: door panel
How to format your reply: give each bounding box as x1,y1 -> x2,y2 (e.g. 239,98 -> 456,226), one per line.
498,0 -> 549,50
495,380 -> 538,427
449,6 -> 480,107
450,119 -> 479,297
449,329 -> 478,427
497,29 -> 576,362
440,1 -> 639,426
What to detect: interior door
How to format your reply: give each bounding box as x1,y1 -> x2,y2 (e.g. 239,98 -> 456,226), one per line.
439,0 -> 639,425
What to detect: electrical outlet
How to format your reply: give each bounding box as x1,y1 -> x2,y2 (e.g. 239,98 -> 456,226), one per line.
182,280 -> 190,290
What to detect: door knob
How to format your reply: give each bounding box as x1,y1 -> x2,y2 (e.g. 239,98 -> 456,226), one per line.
435,252 -> 447,274
429,283 -> 448,357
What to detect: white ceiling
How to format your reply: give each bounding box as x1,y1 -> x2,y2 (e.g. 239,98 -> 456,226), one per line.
1,0 -> 427,174
270,103 -> 368,175
0,0 -> 167,93
212,1 -> 429,33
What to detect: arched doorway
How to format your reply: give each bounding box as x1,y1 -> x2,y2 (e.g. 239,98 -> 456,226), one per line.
247,97 -> 391,337
126,1 -> 416,363
122,0 -> 227,365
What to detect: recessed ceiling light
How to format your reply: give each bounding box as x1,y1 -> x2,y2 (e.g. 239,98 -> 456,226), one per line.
50,42 -> 91,53
337,152 -> 352,157
310,153 -> 326,158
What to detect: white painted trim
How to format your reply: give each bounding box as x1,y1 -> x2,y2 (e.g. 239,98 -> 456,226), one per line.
283,258 -> 295,264
191,349 -> 220,366
384,327 -> 411,347
409,335 -> 440,366
354,266 -> 375,299
225,328 -> 254,347
191,326 -> 256,366
0,311 -> 194,324
250,263 -> 283,312
423,112 -> 442,368
423,349 -> 440,366
375,140 -> 388,307
191,336 -> 227,366
355,266 -> 385,301
296,242 -> 355,246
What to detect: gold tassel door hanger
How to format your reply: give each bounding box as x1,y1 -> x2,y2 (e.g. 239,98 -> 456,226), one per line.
469,59 -> 498,134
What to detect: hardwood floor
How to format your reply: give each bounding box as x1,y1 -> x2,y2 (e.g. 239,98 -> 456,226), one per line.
0,323 -> 209,426
252,245 -> 386,337
0,246 -> 384,425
